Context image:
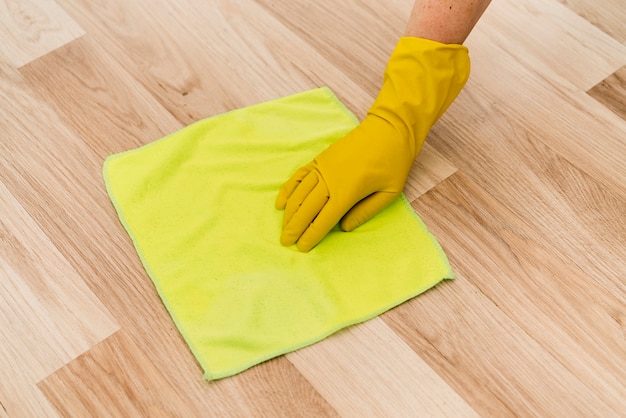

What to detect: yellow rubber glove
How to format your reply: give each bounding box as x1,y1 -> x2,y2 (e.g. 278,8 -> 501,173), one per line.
276,37 -> 470,252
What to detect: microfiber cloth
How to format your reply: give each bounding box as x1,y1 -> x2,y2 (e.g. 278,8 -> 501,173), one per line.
103,87 -> 454,380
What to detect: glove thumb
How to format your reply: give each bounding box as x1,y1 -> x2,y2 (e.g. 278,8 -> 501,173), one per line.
339,191 -> 399,232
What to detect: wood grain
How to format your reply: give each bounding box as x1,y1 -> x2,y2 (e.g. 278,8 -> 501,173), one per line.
404,144 -> 458,202
254,0 -> 411,98
394,173 -> 625,416
0,61 -> 118,416
56,0 -> 374,123
39,330 -> 338,417
558,0 -> 626,43
476,0 -> 626,91
1,0 -> 625,415
288,318 -> 479,417
588,65 -> 626,121
20,36 -> 183,158
464,1 -> 626,214
38,331 -> 202,418
0,179 -> 118,417
431,49 -> 626,301
0,0 -> 83,67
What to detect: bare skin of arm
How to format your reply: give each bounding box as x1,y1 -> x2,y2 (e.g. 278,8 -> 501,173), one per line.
405,0 -> 492,44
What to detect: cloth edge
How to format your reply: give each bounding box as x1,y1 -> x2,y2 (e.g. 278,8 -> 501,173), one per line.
399,194 -> 456,280
204,267 -> 451,380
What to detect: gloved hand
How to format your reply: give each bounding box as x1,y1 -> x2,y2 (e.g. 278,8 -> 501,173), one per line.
276,37 -> 470,252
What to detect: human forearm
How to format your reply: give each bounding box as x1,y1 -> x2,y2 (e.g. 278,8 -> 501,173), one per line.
405,0 -> 492,44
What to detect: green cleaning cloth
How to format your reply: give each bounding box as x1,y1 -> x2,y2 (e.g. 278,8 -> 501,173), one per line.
103,87 -> 454,380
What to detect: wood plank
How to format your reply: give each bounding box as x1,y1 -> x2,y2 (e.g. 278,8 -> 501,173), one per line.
386,273 -> 620,417
405,144 -> 458,202
588,65 -> 626,121
0,181 -> 118,417
0,181 -> 118,376
39,330 -> 338,417
0,52 -> 194,416
430,5 -> 626,302
40,329 -> 199,418
254,0 -> 411,98
385,173 -> 625,416
0,0 -> 84,67
475,0 -> 626,91
288,318 -> 479,417
56,0 -> 374,124
20,35 -> 183,158
462,1 -> 626,203
558,0 -> 626,44
0,368 -> 58,418
214,359 -> 340,417
433,81 -> 626,300
0,60 -> 118,414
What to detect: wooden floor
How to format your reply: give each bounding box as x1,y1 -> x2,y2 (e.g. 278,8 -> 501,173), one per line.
1,0 -> 625,416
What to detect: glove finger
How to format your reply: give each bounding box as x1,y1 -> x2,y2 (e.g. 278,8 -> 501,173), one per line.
275,163 -> 313,209
281,178 -> 329,247
282,170 -> 319,228
339,191 -> 399,232
296,200 -> 345,252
